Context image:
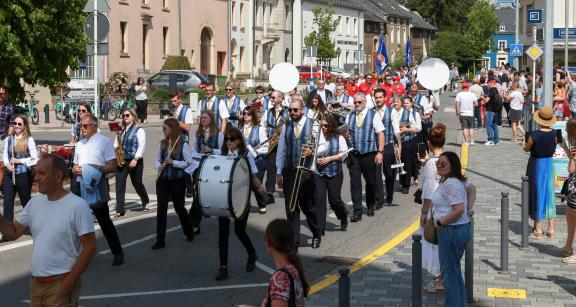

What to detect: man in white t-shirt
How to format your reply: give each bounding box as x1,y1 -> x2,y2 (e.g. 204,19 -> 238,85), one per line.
0,154 -> 96,306
455,82 -> 478,145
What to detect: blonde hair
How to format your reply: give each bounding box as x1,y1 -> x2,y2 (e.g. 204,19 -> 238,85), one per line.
12,115 -> 31,154
122,108 -> 140,127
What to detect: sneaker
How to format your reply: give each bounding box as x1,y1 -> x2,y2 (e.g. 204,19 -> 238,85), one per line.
469,141 -> 475,146
463,141 -> 469,146
484,141 -> 494,146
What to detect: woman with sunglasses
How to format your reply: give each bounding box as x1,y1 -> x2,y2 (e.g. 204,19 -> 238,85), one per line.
189,110 -> 225,233
250,85 -> 270,111
223,82 -> 245,129
2,115 -> 38,223
214,127 -> 266,281
113,109 -> 150,218
315,116 -> 349,234
69,103 -> 93,144
152,118 -> 195,249
241,106 -> 270,214
134,77 -> 148,124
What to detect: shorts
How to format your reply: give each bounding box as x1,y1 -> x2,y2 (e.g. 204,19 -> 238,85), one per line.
509,109 -> 522,122
459,116 -> 475,129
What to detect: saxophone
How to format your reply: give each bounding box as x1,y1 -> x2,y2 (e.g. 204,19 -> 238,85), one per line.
115,132 -> 126,167
266,114 -> 290,156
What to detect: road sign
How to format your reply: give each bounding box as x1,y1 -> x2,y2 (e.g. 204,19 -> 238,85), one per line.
82,0 -> 110,13
527,9 -> 543,24
86,43 -> 109,55
84,13 -> 109,42
66,89 -> 95,100
306,46 -> 317,57
526,44 -> 543,61
553,28 -> 576,39
509,44 -> 523,57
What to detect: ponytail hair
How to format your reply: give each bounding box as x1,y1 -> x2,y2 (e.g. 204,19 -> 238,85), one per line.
265,219 -> 310,296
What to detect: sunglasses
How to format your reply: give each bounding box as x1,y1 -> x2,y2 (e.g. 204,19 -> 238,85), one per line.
225,137 -> 239,142
288,108 -> 300,113
354,100 -> 363,105
225,88 -> 233,91
78,109 -> 88,113
12,122 -> 23,127
122,114 -> 131,118
243,112 -> 251,116
256,92 -> 264,94
81,124 -> 95,129
170,99 -> 179,102
321,124 -> 329,128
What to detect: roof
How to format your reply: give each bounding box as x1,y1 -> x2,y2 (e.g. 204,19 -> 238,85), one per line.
365,0 -> 414,20
496,8 -> 515,33
350,0 -> 387,22
409,11 -> 437,31
306,0 -> 366,11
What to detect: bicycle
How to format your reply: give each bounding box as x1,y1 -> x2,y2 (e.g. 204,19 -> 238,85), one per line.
15,90 -> 40,124
107,95 -> 135,121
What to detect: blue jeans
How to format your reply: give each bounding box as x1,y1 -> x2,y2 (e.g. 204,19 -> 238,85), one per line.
485,111 -> 499,143
438,223 -> 471,307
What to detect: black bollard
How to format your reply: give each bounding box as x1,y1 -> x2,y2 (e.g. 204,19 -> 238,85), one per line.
44,104 -> 50,124
521,176 -> 530,249
412,234 -> 422,307
159,100 -> 164,119
465,216 -> 474,303
500,192 -> 509,273
338,267 -> 350,307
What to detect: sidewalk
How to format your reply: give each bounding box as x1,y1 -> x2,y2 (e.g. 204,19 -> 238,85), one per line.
306,115 -> 576,306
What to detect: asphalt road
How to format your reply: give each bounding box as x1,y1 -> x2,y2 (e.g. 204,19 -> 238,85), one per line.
0,92 -> 461,306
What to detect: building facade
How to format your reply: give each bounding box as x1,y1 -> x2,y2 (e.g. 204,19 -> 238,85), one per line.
483,8 -> 516,69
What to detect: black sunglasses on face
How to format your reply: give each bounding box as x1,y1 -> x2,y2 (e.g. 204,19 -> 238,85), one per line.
12,122 -> 23,127
81,124 -> 95,129
123,114 -> 131,118
225,137 -> 239,142
354,101 -> 363,104
79,109 -> 88,113
256,92 -> 263,94
288,108 -> 300,113
225,88 -> 233,91
243,112 -> 251,116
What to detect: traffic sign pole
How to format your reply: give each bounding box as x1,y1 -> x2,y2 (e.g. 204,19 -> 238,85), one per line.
544,0 -> 553,107
93,0 -> 99,118
532,26 -> 537,114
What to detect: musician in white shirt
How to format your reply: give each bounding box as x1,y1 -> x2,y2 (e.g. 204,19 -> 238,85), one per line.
394,96 -> 422,194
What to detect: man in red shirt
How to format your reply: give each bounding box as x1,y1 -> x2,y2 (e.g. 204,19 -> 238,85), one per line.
392,75 -> 406,95
379,75 -> 395,106
347,79 -> 358,96
359,74 -> 376,96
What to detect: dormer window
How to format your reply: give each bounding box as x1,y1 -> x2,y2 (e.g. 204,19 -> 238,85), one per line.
500,24 -> 506,32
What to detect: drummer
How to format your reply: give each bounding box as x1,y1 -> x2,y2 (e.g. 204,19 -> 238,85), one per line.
214,127 -> 266,281
189,110 -> 224,234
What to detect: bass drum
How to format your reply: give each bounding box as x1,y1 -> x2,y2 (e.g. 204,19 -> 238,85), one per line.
197,155 -> 251,219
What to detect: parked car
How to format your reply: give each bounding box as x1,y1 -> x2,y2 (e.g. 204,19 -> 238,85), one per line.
148,70 -> 207,94
324,66 -> 352,79
296,66 -> 332,81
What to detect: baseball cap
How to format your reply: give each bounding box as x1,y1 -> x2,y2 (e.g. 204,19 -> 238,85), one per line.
461,82 -> 470,89
393,75 -> 400,81
487,79 -> 497,84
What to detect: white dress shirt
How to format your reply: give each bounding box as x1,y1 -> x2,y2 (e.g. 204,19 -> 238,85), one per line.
74,132 -> 115,166
225,95 -> 246,113
242,124 -> 269,156
392,108 -> 422,137
154,141 -> 193,173
276,115 -> 326,175
337,94 -> 354,110
260,106 -> 286,132
375,106 -> 400,136
196,96 -> 230,120
174,104 -> 194,124
317,135 -> 349,160
345,107 -> 385,133
190,130 -> 224,156
3,135 -> 38,166
227,150 -> 259,174
113,124 -> 146,159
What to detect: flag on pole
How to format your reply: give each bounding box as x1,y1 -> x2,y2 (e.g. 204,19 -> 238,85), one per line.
375,31 -> 389,75
404,40 -> 414,67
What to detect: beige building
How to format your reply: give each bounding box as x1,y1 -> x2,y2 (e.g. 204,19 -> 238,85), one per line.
74,0 -> 230,81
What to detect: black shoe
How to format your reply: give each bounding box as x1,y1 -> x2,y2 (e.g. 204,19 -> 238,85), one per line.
215,267 -> 229,281
374,203 -> 383,210
186,191 -> 193,198
151,241 -> 166,250
402,187 -> 409,194
246,254 -> 258,272
340,219 -> 348,231
350,215 -> 362,222
112,252 -> 124,266
266,196 -> 275,205
312,236 -> 321,249
186,235 -> 194,242
321,230 -> 325,236
193,227 -> 201,235
367,208 -> 375,216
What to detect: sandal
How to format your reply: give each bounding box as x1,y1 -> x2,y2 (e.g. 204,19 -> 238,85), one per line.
112,212 -> 125,219
142,204 -> 150,212
546,231 -> 555,238
530,231 -> 544,238
559,247 -> 574,257
563,255 -> 576,264
422,280 -> 444,293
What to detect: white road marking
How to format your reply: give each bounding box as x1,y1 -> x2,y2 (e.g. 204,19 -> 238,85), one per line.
98,225 -> 181,255
21,283 -> 269,302
444,107 -> 455,112
255,262 -> 275,275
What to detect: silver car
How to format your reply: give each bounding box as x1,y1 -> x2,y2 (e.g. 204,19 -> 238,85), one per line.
325,66 -> 352,79
148,70 -> 208,94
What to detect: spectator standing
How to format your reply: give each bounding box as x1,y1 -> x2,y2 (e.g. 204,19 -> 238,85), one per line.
484,79 -> 501,145
567,72 -> 576,117
469,80 -> 484,130
506,83 -> 526,142
0,154 -> 96,306
0,85 -> 15,200
523,106 -> 557,238
134,77 -> 148,123
561,119 -> 576,262
455,82 -> 477,145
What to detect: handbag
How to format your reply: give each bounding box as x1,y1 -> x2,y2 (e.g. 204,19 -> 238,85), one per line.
424,209 -> 437,244
413,188 -> 422,204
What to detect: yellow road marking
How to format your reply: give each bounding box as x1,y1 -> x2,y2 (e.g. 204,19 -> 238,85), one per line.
309,220 -> 420,295
460,143 -> 469,175
487,288 -> 527,299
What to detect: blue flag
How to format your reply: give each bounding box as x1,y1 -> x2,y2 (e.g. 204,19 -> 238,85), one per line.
404,40 -> 414,67
375,31 -> 389,75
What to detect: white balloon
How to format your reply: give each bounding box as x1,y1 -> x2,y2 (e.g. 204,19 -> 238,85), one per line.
269,63 -> 300,93
416,58 -> 450,91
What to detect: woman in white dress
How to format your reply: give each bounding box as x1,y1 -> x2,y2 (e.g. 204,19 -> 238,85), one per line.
418,123 -> 446,292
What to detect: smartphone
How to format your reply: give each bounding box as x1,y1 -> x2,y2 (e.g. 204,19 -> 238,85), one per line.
108,122 -> 121,132
417,143 -> 427,158
556,129 -> 564,144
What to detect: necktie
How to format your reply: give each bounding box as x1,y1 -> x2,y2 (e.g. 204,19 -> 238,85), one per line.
275,109 -> 280,122
228,98 -> 233,110
295,123 -> 301,138
356,111 -> 364,128
244,127 -> 250,138
207,98 -> 213,110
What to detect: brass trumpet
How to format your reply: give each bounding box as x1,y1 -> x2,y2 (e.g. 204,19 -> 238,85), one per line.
391,144 -> 407,176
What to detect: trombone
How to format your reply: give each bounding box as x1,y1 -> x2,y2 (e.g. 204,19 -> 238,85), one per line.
288,113 -> 322,213
391,144 -> 407,176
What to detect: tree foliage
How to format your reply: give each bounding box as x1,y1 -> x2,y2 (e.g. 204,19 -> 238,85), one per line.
405,0 -> 477,32
0,0 -> 87,97
304,0 -> 339,63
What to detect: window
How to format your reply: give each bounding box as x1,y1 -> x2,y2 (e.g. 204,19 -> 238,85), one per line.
163,27 -> 169,57
346,17 -> 350,35
498,40 -> 507,51
338,16 -> 342,34
353,18 -> 357,36
345,51 -> 349,64
269,4 -> 273,24
240,3 -> 245,27
232,1 -> 237,27
120,21 -> 128,54
163,0 -> 168,8
390,26 -> 395,44
500,24 -> 506,32
239,47 -> 245,71
263,3 -> 267,24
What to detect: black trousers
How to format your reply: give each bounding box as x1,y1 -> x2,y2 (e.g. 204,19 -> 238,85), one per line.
188,170 -> 203,229
115,159 -> 149,214
135,99 -> 148,121
377,143 -> 397,204
421,121 -> 433,152
400,138 -> 419,188
254,156 -> 267,208
314,173 -> 348,232
218,213 -> 256,267
156,177 -> 194,242
2,171 -> 32,222
264,150 -> 277,193
502,103 -> 511,125
347,152 -> 378,216
282,168 -> 320,244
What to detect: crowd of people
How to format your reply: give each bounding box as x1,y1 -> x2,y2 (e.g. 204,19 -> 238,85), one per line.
0,65 -> 479,306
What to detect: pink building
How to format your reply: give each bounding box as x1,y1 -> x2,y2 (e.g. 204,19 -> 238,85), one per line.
87,0 -> 229,80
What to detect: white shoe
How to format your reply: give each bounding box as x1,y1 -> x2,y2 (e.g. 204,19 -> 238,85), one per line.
484,141 -> 494,146
463,141 -> 469,146
469,141 -> 475,146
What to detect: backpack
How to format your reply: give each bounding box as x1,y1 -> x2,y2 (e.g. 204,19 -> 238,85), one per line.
266,268 -> 296,307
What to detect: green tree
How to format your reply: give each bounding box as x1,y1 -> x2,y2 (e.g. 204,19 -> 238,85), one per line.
430,31 -> 475,69
464,0 -> 499,60
405,0 -> 477,32
304,0 -> 339,63
0,0 -> 87,97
